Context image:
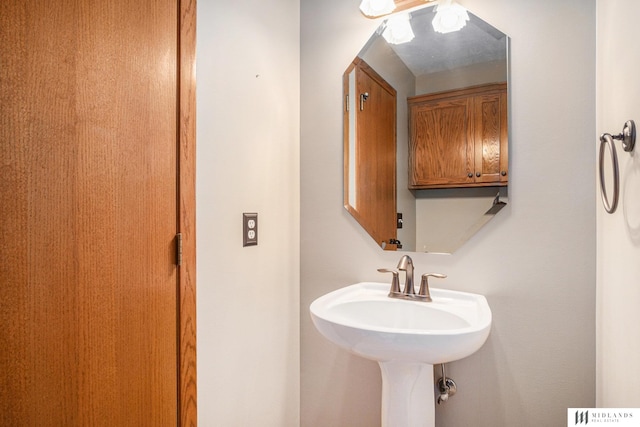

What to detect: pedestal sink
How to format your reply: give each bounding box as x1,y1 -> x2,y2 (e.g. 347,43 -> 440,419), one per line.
309,282 -> 492,427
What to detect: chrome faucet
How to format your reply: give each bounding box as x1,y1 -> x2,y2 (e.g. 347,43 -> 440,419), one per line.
397,255 -> 415,296
378,255 -> 447,302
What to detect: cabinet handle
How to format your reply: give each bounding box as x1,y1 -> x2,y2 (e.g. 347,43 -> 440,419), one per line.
476,172 -> 481,177
501,171 -> 507,176
467,173 -> 473,178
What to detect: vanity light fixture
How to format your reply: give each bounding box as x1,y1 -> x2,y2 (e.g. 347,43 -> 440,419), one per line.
359,0 -> 438,19
432,0 -> 469,33
382,13 -> 415,44
359,0 -> 396,17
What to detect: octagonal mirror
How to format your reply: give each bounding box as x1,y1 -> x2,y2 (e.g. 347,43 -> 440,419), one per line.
344,4 -> 509,253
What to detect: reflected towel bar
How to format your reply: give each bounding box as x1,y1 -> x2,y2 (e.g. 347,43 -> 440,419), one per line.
599,120 -> 635,214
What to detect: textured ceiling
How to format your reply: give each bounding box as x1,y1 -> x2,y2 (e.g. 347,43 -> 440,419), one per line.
378,5 -> 507,76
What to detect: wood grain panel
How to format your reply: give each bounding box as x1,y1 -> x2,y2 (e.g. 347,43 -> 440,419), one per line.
0,0 -> 190,424
409,99 -> 473,186
474,91 -> 508,183
408,83 -> 507,189
178,0 -> 198,425
344,58 -> 398,250
359,61 -> 397,249
500,91 -> 509,183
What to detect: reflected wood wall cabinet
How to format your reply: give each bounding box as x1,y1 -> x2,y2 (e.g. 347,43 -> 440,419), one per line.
408,83 -> 508,189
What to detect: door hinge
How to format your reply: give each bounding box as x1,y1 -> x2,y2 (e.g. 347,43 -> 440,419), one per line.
176,233 -> 183,266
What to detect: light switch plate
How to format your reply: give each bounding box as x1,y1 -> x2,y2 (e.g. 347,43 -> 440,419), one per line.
243,213 -> 258,247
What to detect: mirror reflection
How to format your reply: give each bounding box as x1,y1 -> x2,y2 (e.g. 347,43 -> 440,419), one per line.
344,5 -> 509,253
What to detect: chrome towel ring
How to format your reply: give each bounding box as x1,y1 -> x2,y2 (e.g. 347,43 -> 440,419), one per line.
599,120 -> 636,214
599,134 -> 619,213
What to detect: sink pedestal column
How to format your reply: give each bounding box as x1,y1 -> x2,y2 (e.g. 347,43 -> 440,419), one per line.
379,360 -> 436,427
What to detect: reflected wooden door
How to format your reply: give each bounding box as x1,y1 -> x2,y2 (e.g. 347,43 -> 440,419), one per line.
348,59 -> 397,250
0,0 -> 196,425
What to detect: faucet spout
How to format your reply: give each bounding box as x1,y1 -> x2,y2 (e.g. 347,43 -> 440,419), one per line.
397,255 -> 415,295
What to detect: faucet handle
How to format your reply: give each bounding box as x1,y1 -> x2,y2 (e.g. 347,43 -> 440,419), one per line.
418,273 -> 447,301
378,268 -> 401,295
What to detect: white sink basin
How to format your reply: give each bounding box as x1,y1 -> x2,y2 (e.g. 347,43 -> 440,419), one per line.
310,282 -> 492,427
310,282 -> 491,364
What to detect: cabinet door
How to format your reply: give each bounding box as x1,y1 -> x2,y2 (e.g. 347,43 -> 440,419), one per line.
473,91 -> 508,184
409,98 -> 474,188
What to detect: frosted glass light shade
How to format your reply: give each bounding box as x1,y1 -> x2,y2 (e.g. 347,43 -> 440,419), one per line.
382,14 -> 415,44
432,1 -> 469,33
359,0 -> 396,17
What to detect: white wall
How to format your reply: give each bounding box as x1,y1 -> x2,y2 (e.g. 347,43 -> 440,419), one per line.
596,0 -> 640,407
301,1 -> 596,426
415,59 -> 507,94
196,0 -> 300,425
